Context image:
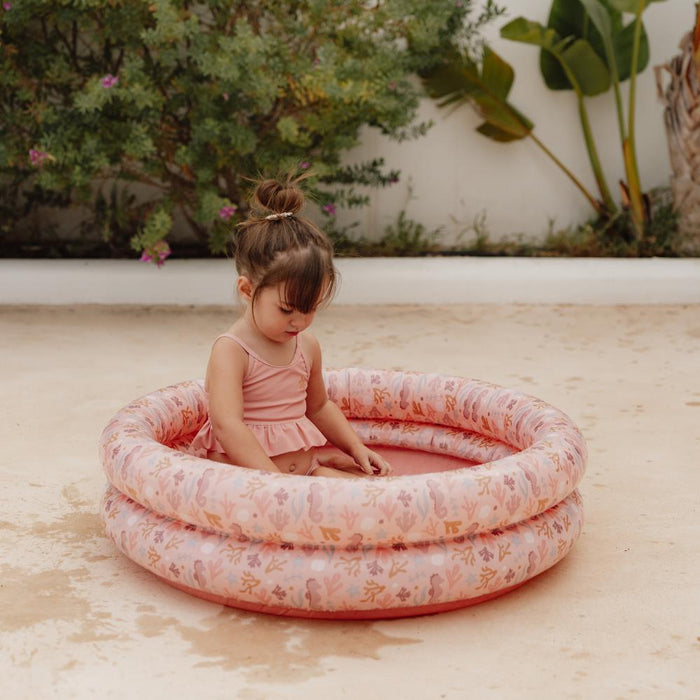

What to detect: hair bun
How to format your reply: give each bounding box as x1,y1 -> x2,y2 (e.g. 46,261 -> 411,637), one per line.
254,178 -> 304,216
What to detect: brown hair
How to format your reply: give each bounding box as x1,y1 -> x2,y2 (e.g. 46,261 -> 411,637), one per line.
235,175 -> 337,313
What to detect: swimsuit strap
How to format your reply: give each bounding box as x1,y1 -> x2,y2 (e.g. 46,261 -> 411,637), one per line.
213,332 -> 301,367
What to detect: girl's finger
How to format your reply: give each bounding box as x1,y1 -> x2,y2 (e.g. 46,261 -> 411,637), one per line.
360,459 -> 374,475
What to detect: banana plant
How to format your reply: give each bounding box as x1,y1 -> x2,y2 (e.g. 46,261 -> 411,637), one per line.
422,48 -> 605,215
581,0 -> 666,238
502,0 -> 668,239
500,14 -> 616,214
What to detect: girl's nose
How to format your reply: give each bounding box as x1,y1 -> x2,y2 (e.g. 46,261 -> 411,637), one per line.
292,312 -> 311,329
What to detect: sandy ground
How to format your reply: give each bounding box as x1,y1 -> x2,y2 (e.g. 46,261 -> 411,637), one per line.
1,303 -> 699,699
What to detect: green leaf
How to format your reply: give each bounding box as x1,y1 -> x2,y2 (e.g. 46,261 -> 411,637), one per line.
501,17 -> 610,96
277,116 -> 300,143
131,206 -> 173,252
610,15 -> 649,80
606,0 -> 667,13
481,47 -> 515,101
196,189 -> 227,224
476,122 -> 525,143
540,0 -> 649,88
578,0 -> 649,81
422,47 -> 533,141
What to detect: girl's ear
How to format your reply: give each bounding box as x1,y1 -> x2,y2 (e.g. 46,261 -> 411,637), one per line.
237,275 -> 254,303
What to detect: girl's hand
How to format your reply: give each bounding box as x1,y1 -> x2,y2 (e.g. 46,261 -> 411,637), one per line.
315,447 -> 391,477
350,445 -> 392,477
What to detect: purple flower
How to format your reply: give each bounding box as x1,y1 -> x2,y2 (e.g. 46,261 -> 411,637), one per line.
101,74 -> 119,89
29,149 -> 50,167
139,240 -> 171,267
218,205 -> 237,220
299,161 -> 311,170
3,3 -> 12,10
322,203 -> 336,216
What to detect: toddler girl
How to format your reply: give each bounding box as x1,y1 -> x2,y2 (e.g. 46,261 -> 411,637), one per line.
191,176 -> 391,479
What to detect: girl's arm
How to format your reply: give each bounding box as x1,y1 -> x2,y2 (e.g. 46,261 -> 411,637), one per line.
304,334 -> 391,476
207,339 -> 281,473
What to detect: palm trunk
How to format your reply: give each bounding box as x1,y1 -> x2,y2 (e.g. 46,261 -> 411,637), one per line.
655,6 -> 700,255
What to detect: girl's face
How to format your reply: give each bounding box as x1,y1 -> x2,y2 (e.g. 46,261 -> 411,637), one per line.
247,282 -> 319,344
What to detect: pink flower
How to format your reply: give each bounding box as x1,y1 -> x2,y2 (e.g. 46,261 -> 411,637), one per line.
139,240 -> 171,267
29,148 -> 50,167
299,161 -> 311,170
3,3 -> 12,10
322,203 -> 336,216
101,74 -> 119,89
222,93 -> 229,101
218,205 -> 237,220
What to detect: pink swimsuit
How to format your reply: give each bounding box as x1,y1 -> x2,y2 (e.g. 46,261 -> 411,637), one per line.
190,333 -> 327,458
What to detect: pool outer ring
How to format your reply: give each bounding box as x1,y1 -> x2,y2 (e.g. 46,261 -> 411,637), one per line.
101,485 -> 583,619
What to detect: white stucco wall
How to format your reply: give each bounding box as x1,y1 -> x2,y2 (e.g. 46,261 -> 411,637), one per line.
342,0 -> 691,245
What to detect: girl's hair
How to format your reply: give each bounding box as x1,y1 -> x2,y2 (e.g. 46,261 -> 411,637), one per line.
235,176 -> 337,313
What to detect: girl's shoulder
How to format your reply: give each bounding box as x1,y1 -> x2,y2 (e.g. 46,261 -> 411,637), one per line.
204,333 -> 249,392
211,333 -> 249,354
299,331 -> 321,356
299,331 -> 322,370
212,320 -> 255,355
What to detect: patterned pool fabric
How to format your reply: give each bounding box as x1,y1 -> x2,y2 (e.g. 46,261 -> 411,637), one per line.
99,369 -> 587,618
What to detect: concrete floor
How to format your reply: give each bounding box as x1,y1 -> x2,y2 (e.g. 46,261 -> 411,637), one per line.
1,303 -> 699,699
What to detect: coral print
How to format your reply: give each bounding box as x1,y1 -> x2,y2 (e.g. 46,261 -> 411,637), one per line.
100,368 -> 586,618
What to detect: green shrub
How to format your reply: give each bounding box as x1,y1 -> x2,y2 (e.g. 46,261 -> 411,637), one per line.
450,188 -> 683,257
0,0 -> 501,260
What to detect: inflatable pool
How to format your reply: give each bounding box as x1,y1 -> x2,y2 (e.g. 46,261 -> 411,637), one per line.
99,369 -> 586,618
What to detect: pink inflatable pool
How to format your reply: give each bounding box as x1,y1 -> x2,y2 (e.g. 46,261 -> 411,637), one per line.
99,369 -> 586,618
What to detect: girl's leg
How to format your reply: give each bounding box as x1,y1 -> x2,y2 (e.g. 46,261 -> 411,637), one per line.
208,448 -> 366,479
275,448 -> 365,478
307,449 -> 367,478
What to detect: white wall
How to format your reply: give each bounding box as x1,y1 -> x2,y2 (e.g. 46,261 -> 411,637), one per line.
342,0 -> 692,245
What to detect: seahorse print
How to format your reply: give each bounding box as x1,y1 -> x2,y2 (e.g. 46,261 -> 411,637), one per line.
427,479 -> 448,518
428,573 -> 445,603
193,560 -> 207,587
305,578 -> 323,608
307,482 -> 324,523
195,467 -> 215,507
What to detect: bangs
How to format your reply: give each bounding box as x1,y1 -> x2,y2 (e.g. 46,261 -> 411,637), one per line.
265,247 -> 336,313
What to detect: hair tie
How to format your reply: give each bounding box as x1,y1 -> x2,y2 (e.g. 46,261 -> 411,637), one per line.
265,211 -> 294,221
